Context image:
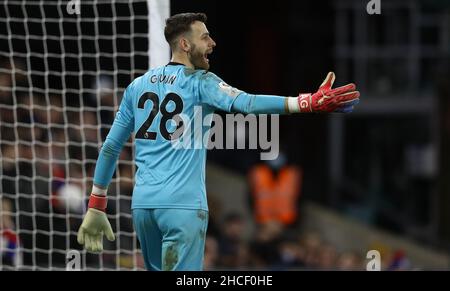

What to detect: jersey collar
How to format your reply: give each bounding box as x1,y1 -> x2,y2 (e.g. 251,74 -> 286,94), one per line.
166,62 -> 186,66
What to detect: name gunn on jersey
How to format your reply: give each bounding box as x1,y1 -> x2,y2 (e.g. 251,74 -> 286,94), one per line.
149,74 -> 177,85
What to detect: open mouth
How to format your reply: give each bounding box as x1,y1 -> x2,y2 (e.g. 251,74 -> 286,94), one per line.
204,50 -> 212,63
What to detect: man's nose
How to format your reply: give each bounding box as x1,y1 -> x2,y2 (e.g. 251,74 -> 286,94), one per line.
210,39 -> 216,48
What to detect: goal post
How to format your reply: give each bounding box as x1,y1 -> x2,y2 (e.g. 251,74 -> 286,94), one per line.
0,0 -> 170,270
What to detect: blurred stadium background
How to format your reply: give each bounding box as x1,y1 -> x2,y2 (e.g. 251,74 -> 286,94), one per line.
1,0 -> 450,270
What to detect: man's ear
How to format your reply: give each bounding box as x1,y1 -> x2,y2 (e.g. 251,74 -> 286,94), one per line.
179,37 -> 191,52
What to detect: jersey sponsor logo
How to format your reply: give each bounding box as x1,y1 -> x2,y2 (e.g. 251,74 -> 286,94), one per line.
218,82 -> 242,98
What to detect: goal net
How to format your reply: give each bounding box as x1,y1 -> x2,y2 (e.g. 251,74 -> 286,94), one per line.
0,0 -> 169,270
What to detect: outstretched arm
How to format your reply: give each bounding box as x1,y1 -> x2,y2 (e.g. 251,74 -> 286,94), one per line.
231,72 -> 359,114
231,93 -> 287,114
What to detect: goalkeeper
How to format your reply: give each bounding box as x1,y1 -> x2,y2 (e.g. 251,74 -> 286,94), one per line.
77,12 -> 359,271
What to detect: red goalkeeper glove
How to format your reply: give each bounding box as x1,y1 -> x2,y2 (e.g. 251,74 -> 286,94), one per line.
295,72 -> 360,113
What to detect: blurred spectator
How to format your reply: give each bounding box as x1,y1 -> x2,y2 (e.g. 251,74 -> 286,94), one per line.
248,152 -> 302,227
336,251 -> 363,271
204,235 -> 219,270
0,59 -> 12,99
249,220 -> 284,268
317,243 -> 338,270
52,162 -> 85,215
117,161 -> 136,260
205,193 -> 222,238
298,231 -> 322,269
387,249 -> 411,271
1,198 -> 22,269
82,110 -> 101,145
0,59 -> 14,127
217,212 -> 250,269
276,238 -> 305,270
1,142 -> 36,267
87,75 -> 116,140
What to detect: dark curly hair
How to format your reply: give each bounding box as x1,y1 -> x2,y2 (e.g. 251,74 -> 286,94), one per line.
164,13 -> 207,50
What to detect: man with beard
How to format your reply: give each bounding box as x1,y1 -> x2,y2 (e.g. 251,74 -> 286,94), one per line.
77,13 -> 360,270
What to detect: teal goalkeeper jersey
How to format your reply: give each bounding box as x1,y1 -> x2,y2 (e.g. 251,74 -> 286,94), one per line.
93,62 -> 287,211
96,62 -> 241,211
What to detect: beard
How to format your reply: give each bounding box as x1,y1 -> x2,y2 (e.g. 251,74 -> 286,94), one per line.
188,44 -> 209,70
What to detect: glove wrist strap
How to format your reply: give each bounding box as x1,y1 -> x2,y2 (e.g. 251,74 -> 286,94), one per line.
88,194 -> 107,212
297,93 -> 313,113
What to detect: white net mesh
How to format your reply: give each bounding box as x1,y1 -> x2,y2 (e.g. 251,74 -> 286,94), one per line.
0,0 -> 166,270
